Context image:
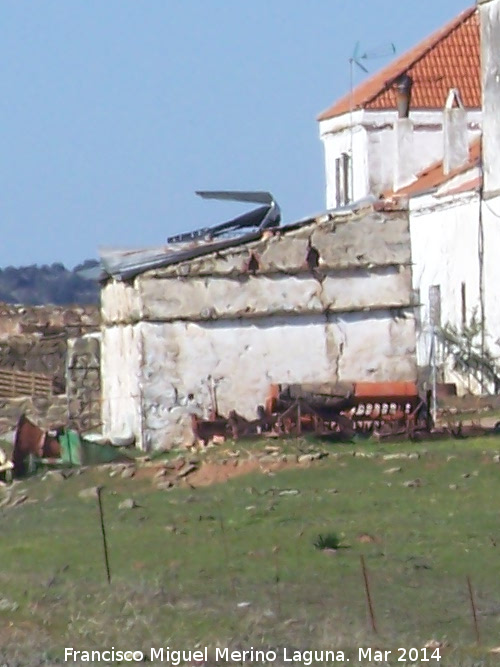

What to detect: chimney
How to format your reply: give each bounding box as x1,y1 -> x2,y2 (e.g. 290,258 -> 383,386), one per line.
479,0 -> 500,194
443,88 -> 468,175
395,74 -> 413,118
393,74 -> 416,191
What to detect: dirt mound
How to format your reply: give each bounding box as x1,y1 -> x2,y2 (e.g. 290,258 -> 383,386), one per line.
186,457 -> 290,487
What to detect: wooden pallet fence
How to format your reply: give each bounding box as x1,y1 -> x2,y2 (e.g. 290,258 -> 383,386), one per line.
0,369 -> 54,398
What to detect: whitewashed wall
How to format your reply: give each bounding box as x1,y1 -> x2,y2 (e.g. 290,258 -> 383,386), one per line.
479,0 -> 500,195
101,324 -> 143,443
409,190 -> 481,392
136,312 -> 416,449
319,109 -> 481,208
482,195 -> 500,351
101,209 -> 417,450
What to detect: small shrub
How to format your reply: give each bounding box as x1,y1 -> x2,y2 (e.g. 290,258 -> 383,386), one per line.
313,532 -> 342,550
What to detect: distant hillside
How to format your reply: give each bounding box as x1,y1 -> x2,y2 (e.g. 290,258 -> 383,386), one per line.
0,260 -> 100,306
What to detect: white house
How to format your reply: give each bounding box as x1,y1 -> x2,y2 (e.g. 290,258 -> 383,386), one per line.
318,6 -> 482,208
317,2 -> 500,395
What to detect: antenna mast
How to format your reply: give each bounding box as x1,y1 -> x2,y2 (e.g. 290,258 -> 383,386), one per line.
347,42 -> 396,203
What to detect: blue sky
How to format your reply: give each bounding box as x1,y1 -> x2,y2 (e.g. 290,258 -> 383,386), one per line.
1,0 -> 471,267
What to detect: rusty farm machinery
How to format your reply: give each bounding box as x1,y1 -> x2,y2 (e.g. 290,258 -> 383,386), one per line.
190,381 -> 437,446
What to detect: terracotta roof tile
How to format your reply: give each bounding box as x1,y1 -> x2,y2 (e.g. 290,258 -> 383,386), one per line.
385,138 -> 481,198
318,7 -> 480,121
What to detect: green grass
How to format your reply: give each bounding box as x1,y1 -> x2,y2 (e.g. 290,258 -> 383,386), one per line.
3,436 -> 500,664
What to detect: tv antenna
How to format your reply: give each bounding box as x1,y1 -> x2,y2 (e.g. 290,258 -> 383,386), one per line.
347,41 -> 396,202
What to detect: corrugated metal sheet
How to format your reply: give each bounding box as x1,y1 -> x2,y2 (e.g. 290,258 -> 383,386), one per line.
96,196 -> 378,282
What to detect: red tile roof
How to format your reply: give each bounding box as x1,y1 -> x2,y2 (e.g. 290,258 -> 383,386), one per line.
385,138 -> 481,198
318,7 -> 480,121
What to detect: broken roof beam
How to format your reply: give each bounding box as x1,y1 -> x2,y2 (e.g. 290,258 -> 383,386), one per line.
167,191 -> 281,244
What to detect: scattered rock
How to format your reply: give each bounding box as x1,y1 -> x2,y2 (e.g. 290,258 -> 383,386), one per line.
494,454 -> 500,464
461,472 -> 471,479
0,598 -> 18,612
78,486 -> 99,500
449,484 -> 458,490
408,452 -> 420,460
164,458 -> 186,471
120,467 -> 136,479
165,524 -> 177,533
154,468 -> 168,479
278,489 -> 300,497
118,498 -> 139,510
384,467 -> 402,474
259,454 -> 280,464
156,480 -> 174,491
403,478 -> 422,488
9,494 -> 28,508
424,640 -> 448,650
177,463 -> 198,478
42,470 -> 67,482
383,453 -> 408,460
357,533 -> 378,543
298,454 -> 314,464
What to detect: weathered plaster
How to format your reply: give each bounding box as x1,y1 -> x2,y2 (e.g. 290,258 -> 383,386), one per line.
480,0 -> 500,195
101,279 -> 142,325
101,205 -> 416,450
134,311 -> 416,449
319,109 -> 481,207
410,190 -> 481,393
101,324 -> 143,443
101,210 -> 410,291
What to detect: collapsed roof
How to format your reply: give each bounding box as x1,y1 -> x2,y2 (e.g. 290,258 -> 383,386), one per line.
96,193 -> 379,282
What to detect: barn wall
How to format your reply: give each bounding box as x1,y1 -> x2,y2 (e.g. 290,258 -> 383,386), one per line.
138,311 -> 416,449
101,208 -> 417,450
101,323 -> 143,446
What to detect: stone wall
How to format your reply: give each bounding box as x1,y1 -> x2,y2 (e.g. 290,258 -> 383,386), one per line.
0,303 -> 102,435
66,334 -> 102,433
0,394 -> 68,435
0,303 -> 99,340
0,302 -> 100,393
0,335 -> 68,392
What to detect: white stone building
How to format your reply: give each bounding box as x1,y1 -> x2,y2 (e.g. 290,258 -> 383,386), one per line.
318,2 -> 500,394
100,202 -> 416,450
317,7 -> 481,208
